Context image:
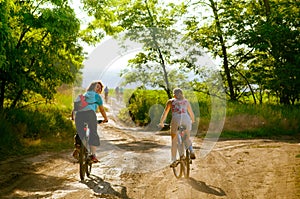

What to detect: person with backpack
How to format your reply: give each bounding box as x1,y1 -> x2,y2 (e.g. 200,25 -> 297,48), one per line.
159,88 -> 196,167
72,81 -> 108,163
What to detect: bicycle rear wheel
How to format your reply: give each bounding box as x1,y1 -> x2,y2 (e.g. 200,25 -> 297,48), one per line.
79,144 -> 87,180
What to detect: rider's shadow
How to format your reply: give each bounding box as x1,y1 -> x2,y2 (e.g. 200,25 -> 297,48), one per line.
82,174 -> 131,199
187,177 -> 226,196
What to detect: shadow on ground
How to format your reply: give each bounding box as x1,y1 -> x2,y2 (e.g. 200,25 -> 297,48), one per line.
187,177 -> 226,196
83,174 -> 131,199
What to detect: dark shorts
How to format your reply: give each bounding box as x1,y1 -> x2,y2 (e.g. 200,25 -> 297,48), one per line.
75,110 -> 100,146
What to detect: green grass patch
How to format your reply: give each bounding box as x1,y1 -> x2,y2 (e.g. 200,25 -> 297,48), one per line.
0,85 -> 76,161
118,89 -> 299,139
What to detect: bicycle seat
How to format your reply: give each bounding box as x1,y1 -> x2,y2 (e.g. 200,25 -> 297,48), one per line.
178,125 -> 187,131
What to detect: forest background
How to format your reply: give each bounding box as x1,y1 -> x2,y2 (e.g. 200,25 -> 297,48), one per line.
0,0 -> 299,160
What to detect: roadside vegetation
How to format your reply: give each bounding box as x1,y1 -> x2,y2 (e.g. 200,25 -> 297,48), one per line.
119,89 -> 300,139
0,86 -> 299,161
0,85 -> 75,161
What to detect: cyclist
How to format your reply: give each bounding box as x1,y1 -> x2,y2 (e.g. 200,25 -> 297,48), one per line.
73,81 -> 108,163
104,86 -> 109,103
159,88 -> 196,167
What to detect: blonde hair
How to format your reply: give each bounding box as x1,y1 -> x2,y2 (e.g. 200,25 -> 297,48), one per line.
173,88 -> 184,100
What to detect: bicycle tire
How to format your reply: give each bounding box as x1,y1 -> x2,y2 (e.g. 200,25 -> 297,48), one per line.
172,160 -> 183,178
79,143 -> 86,181
185,149 -> 190,178
86,154 -> 92,177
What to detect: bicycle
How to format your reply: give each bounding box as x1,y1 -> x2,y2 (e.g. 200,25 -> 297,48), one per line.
172,125 -> 192,179
78,119 -> 103,181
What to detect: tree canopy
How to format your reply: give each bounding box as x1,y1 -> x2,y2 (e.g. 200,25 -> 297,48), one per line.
0,0 -> 84,109
80,0 -> 299,104
1,0 -> 299,107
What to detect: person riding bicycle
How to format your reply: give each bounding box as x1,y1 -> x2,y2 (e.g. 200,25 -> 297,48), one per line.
73,81 -> 108,163
159,88 -> 196,167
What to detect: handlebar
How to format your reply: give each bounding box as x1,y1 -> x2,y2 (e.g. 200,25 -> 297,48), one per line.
97,119 -> 108,124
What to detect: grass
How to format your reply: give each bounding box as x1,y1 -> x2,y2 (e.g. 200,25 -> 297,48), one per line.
0,85 -> 76,161
196,101 -> 300,139
119,89 -> 299,139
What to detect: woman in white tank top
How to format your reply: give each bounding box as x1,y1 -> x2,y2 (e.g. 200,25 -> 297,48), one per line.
159,88 -> 196,167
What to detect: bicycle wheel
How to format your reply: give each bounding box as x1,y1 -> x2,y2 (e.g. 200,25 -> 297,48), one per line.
85,154 -> 92,177
79,143 -> 87,181
172,160 -> 183,178
184,149 -> 190,178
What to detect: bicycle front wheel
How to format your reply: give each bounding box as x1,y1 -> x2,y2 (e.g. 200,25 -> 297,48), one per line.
172,160 -> 183,179
86,155 -> 92,177
184,149 -> 190,178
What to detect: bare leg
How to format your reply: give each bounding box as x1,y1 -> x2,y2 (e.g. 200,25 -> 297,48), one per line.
183,130 -> 192,151
171,134 -> 177,162
90,145 -> 97,155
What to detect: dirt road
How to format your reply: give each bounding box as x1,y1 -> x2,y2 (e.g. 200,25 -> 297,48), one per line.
0,104 -> 299,198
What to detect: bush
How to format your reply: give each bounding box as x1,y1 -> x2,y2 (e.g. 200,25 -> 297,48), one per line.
0,107 -> 76,160
119,89 -> 300,139
120,89 -> 169,126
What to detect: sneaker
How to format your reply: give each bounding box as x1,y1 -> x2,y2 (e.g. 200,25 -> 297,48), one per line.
90,155 -> 99,163
190,151 -> 196,160
169,161 -> 177,168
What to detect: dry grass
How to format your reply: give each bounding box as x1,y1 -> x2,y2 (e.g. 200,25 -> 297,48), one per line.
223,114 -> 267,132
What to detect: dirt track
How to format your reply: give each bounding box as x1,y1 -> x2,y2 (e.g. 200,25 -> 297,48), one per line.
0,104 -> 299,198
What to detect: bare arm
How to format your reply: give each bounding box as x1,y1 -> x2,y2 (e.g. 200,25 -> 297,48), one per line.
159,100 -> 172,127
98,105 -> 108,122
187,101 -> 195,123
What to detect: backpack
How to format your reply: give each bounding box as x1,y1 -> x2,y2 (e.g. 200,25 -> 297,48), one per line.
74,94 -> 89,111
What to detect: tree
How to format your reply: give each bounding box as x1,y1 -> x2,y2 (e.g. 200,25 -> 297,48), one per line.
0,0 -> 84,109
231,0 -> 300,104
81,0 -> 194,98
185,0 -> 239,101
185,0 -> 299,104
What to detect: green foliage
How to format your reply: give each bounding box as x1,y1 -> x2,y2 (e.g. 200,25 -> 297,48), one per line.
0,86 -> 76,160
185,0 -> 300,104
0,111 -> 23,156
83,0 -> 191,98
81,0 -> 299,105
222,102 -> 300,138
0,0 -> 84,109
119,88 -> 208,126
119,89 -> 299,139
119,88 -> 169,125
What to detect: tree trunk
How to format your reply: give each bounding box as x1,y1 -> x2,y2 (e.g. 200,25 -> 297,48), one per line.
145,0 -> 172,99
209,0 -> 236,101
0,79 -> 5,110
